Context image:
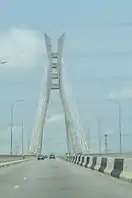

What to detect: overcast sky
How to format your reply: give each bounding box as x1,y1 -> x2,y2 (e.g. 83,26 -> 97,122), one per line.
0,0 -> 132,154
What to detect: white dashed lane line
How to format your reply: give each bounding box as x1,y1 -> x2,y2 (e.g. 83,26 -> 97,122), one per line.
14,185 -> 19,189
13,177 -> 28,189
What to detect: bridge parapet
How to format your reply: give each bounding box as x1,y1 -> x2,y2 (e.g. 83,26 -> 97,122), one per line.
60,154 -> 132,183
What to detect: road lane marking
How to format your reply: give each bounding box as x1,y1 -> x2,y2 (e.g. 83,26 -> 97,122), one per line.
14,185 -> 19,189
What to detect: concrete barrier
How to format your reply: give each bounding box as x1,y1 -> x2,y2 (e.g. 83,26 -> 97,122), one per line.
75,155 -> 78,164
74,156 -> 78,164
70,156 -> 73,162
84,156 -> 90,168
88,156 -> 93,168
80,156 -> 85,166
120,158 -> 132,182
67,155 -> 70,162
77,155 -> 81,164
79,156 -> 83,165
90,157 -> 97,170
111,158 -> 124,178
82,156 -> 87,166
60,154 -> 132,184
66,156 -> 69,161
72,156 -> 76,163
74,156 -> 77,163
69,156 -> 72,162
70,156 -> 74,163
99,158 -> 107,173
94,157 -> 102,171
104,157 -> 115,175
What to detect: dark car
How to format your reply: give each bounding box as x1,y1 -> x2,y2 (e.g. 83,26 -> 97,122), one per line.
37,155 -> 44,160
44,154 -> 48,159
49,154 -> 55,159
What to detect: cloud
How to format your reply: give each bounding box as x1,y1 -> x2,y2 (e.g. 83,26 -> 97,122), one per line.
0,28 -> 44,68
108,88 -> 132,100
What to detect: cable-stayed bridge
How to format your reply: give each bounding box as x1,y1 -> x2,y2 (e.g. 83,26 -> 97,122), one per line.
29,33 -> 88,155
0,34 -> 132,198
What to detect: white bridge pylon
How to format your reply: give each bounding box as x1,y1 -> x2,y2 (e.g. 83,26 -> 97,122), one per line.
29,33 -> 88,155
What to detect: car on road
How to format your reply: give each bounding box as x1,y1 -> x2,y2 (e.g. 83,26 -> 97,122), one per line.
37,155 -> 44,160
44,154 -> 48,159
49,154 -> 55,159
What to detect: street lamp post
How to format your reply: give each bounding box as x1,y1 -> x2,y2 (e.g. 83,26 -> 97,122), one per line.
21,120 -> 24,155
97,118 -> 102,154
108,99 -> 122,153
10,104 -> 13,155
10,99 -> 24,155
104,133 -> 108,153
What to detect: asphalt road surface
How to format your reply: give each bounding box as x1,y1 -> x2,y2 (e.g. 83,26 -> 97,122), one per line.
0,159 -> 132,198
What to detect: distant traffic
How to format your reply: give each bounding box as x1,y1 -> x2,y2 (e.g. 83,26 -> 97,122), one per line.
37,154 -> 56,160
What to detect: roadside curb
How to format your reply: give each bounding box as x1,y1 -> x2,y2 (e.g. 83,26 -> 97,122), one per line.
120,176 -> 132,183
0,159 -> 29,168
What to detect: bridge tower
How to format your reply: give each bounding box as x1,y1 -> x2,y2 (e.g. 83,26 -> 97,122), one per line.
29,34 -> 88,155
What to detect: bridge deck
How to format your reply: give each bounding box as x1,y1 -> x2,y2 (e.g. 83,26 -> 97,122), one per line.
0,159 -> 132,198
